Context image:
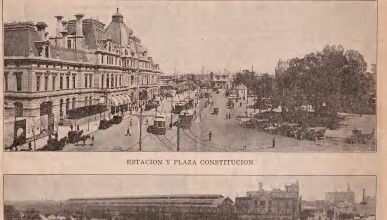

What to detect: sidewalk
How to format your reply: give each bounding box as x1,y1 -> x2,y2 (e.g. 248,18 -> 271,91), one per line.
22,111 -> 138,151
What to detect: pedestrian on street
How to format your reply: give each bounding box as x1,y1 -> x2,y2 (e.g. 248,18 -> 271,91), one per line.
70,124 -> 73,131
209,131 -> 212,141
240,102 -> 242,107
229,112 -> 231,119
145,118 -> 149,125
243,140 -> 247,150
28,142 -> 32,151
226,114 -> 228,119
272,137 -> 276,148
90,136 -> 94,147
126,127 -> 131,136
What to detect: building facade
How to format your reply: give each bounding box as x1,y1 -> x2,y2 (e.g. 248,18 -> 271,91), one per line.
66,195 -> 235,220
235,182 -> 301,220
211,71 -> 233,90
324,184 -> 355,203
3,9 -> 161,148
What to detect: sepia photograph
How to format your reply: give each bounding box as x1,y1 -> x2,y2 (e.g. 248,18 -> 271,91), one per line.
3,175 -> 377,220
3,0 -> 377,152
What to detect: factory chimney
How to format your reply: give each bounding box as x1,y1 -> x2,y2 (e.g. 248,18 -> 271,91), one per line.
259,182 -> 263,191
360,189 -> 367,205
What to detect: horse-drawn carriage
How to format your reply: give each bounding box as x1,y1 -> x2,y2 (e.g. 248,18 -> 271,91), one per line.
37,136 -> 68,151
345,128 -> 375,144
68,130 -> 84,143
111,114 -> 123,124
99,119 -> 110,130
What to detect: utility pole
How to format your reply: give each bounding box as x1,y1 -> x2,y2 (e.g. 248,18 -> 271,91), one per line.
139,107 -> 143,151
170,102 -> 173,129
176,121 -> 180,151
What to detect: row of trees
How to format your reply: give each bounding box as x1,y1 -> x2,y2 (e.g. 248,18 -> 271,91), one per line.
233,45 -> 376,118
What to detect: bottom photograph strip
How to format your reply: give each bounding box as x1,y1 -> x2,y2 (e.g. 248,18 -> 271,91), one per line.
3,175 -> 376,220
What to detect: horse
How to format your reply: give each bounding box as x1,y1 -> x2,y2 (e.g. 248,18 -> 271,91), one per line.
76,134 -> 91,146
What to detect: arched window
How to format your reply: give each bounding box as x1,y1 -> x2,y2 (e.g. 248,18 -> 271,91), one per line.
14,102 -> 23,118
131,75 -> 134,85
60,99 -> 64,116
66,98 -> 70,112
72,97 -> 76,109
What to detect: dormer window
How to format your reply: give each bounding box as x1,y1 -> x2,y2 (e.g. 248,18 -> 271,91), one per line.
107,42 -> 112,52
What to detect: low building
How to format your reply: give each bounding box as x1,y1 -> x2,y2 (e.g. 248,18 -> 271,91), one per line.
235,85 -> 248,100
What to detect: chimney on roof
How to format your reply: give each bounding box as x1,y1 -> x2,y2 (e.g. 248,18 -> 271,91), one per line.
54,16 -> 64,47
55,16 -> 63,36
61,20 -> 68,48
259,182 -> 263,191
75,13 -> 84,49
35,22 -> 48,41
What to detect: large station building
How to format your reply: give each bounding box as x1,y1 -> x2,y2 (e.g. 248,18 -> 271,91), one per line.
3,9 -> 162,148
64,182 -> 301,220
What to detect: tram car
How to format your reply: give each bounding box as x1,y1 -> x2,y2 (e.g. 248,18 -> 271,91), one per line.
184,98 -> 194,109
177,109 -> 195,129
173,102 -> 186,114
147,113 -> 167,135
145,100 -> 160,111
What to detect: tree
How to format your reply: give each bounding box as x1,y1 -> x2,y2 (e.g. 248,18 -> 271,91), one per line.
27,117 -> 41,151
4,205 -> 22,220
22,208 -> 41,220
274,45 -> 375,119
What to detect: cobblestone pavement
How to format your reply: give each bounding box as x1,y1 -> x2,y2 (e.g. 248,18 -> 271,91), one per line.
58,90 -> 376,152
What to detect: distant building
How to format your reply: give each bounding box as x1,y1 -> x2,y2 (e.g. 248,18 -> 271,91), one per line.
235,84 -> 248,100
160,74 -> 177,88
324,184 -> 355,203
235,181 -> 301,220
212,71 -> 233,90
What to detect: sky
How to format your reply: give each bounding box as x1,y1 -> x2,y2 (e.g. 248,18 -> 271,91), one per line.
3,0 -> 377,75
4,175 -> 376,203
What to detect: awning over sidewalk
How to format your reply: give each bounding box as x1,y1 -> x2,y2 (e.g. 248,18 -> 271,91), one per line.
116,96 -> 125,105
122,95 -> 131,104
111,97 -> 121,106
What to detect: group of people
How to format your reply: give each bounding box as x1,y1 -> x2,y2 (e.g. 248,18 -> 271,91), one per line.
225,112 -> 232,119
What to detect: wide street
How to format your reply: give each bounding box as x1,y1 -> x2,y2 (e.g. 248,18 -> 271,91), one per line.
62,89 -> 376,152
